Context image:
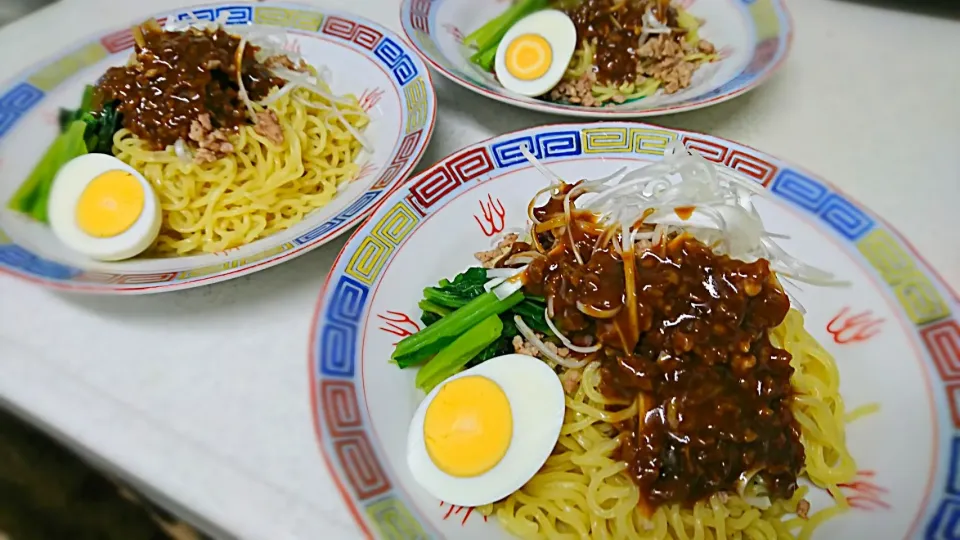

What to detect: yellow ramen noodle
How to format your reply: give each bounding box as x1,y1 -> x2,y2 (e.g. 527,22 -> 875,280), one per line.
479,310 -> 860,540
112,85 -> 369,256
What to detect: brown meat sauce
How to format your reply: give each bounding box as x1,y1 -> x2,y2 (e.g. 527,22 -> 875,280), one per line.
521,185 -> 804,509
94,24 -> 282,150
564,0 -> 682,86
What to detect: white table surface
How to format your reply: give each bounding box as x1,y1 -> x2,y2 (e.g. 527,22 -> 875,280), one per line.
0,0 -> 958,538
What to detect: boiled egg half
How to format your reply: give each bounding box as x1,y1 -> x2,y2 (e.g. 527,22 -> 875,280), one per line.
495,10 -> 577,97
407,354 -> 565,507
48,154 -> 161,261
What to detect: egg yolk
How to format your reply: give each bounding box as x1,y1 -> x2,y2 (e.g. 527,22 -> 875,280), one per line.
423,376 -> 512,477
75,170 -> 145,238
504,34 -> 553,81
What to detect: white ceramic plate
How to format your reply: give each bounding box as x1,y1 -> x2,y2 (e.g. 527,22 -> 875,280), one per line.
400,0 -> 791,117
0,1 -> 437,293
311,122 -> 958,539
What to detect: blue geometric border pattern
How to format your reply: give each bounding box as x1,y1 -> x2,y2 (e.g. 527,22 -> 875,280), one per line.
374,38 -> 419,87
175,5 -> 254,24
295,190 -> 382,245
926,437 -> 960,539
0,245 -> 81,280
0,2 -> 435,291
489,130 -> 582,169
927,497 -> 960,539
318,275 -> 369,378
770,168 -> 875,241
0,83 -> 44,138
947,436 -> 960,497
771,168 -> 829,210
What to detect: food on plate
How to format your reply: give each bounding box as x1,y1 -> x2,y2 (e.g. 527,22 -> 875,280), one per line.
466,0 -> 719,106
47,154 -> 161,261
494,10 -> 578,97
406,354 -> 565,507
392,142 -> 869,539
7,16 -> 370,259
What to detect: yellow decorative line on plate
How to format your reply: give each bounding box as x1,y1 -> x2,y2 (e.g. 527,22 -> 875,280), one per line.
365,496 -> 427,539
404,76 -> 430,134
345,201 -> 420,285
857,228 -> 950,324
174,242 -> 297,280
254,7 -> 324,31
582,127 -> 679,156
27,42 -> 108,92
749,0 -> 782,42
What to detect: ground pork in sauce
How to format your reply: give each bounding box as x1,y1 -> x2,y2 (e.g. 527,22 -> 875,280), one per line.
94,23 -> 283,152
547,0 -> 717,106
517,186 -> 804,510
475,233 -> 519,268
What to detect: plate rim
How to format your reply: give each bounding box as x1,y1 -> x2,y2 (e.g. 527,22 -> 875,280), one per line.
0,0 -> 439,294
309,120 -> 959,539
398,0 -> 794,118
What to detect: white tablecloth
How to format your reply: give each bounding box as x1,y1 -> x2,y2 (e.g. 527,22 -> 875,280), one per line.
0,0 -> 957,538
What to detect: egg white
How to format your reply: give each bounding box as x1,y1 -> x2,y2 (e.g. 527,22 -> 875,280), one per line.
494,10 -> 577,97
406,353 -> 565,507
48,154 -> 161,262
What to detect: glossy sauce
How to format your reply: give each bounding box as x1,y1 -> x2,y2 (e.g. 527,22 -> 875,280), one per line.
673,205 -> 695,220
522,186 -> 804,509
564,0 -> 681,86
95,25 -> 281,150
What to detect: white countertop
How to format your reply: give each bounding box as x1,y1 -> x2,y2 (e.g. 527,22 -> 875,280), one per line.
0,0 -> 957,538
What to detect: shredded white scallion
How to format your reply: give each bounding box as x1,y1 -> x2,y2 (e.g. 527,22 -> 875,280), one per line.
514,316 -> 590,369
274,66 -> 373,151
563,184 -> 586,265
485,267 -> 526,279
234,36 -> 257,119
639,9 -> 673,43
519,144 -> 562,186
543,307 -> 603,354
173,139 -> 193,164
492,280 -> 524,300
484,265 -> 527,294
549,139 -> 847,288
484,277 -> 507,292
258,79 -> 298,106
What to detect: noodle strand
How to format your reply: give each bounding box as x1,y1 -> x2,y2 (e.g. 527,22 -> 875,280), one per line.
113,84 -> 368,256
480,311 -> 858,539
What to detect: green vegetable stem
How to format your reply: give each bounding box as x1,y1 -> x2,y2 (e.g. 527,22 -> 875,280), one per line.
57,85 -> 96,133
392,290 -> 524,368
415,315 -> 504,393
420,266 -> 488,319
422,288 -> 473,310
470,46 -> 500,73
463,4 -> 515,47
7,85 -> 125,223
395,263 -> 553,372
418,300 -> 452,327
7,120 -> 89,222
88,102 -> 122,155
465,0 -> 549,72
